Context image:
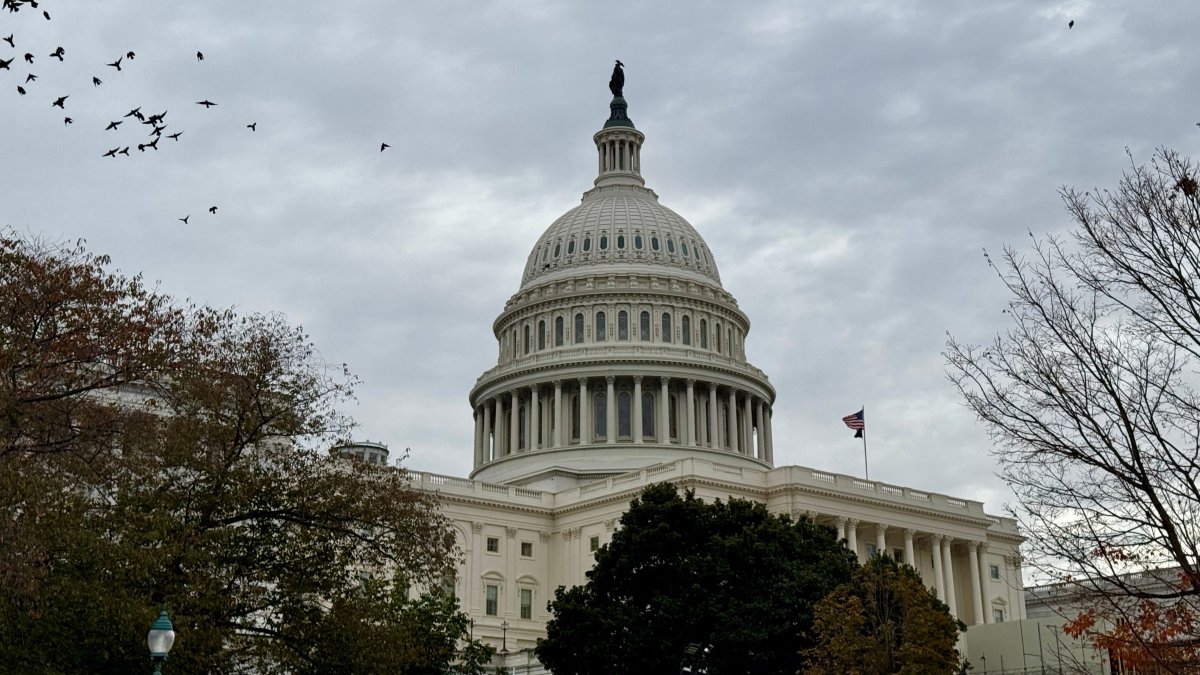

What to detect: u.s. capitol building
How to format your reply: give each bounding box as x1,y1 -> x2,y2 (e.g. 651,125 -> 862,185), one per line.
349,73 -> 1026,672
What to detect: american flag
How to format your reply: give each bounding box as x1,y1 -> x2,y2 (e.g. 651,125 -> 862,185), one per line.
842,409 -> 864,438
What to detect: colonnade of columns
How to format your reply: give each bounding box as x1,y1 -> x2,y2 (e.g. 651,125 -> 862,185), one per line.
822,516 -> 1018,625
473,376 -> 773,464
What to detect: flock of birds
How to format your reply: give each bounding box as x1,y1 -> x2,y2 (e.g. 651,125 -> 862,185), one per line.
3,0 -> 392,225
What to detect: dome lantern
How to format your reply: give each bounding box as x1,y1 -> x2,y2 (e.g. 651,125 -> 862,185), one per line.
593,61 -> 645,189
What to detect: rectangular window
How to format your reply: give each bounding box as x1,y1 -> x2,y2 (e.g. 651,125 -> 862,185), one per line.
893,547 -> 904,563
589,535 -> 600,552
993,608 -> 1004,623
989,564 -> 1000,580
618,311 -> 629,340
866,544 -> 878,559
520,588 -> 533,620
639,311 -> 651,341
486,536 -> 499,553
520,541 -> 533,558
485,584 -> 499,616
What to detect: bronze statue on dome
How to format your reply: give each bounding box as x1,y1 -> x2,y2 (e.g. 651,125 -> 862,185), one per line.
609,60 -> 624,97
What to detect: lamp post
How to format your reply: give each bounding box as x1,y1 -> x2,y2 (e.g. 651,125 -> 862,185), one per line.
500,620 -> 510,655
147,609 -> 176,674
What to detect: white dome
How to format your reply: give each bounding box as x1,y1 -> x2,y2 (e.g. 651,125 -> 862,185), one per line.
520,185 -> 722,289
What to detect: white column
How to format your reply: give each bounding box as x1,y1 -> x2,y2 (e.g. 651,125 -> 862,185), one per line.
835,516 -> 847,542
875,523 -> 888,558
742,394 -> 753,454
528,385 -> 539,451
685,380 -> 696,446
942,537 -> 958,618
764,407 -> 773,463
968,542 -> 985,625
553,380 -> 563,448
726,389 -> 738,452
606,376 -> 616,445
495,396 -> 506,456
707,382 -> 718,448
931,534 -> 945,601
578,378 -> 590,444
473,406 -> 483,465
482,401 -> 492,462
633,376 -> 643,443
659,378 -> 670,443
903,528 -> 916,569
846,518 -> 859,562
509,390 -> 519,455
978,544 -> 991,623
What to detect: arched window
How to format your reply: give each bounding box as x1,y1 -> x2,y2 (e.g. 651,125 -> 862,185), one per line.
594,393 -> 607,439
639,311 -> 651,342
617,234 -> 626,249
699,319 -> 708,349
600,235 -> 608,250
582,237 -> 591,252
715,322 -> 722,353
642,392 -> 655,440
555,316 -> 564,347
574,313 -> 584,344
570,394 -> 580,442
538,320 -> 546,351
523,325 -> 530,355
634,235 -> 643,250
618,391 -> 632,437
661,312 -> 672,343
681,241 -> 689,256
596,311 -> 607,342
667,238 -> 675,253
618,311 -> 629,340
727,327 -> 732,355
651,236 -> 660,251
681,315 -> 691,345
669,396 -> 678,441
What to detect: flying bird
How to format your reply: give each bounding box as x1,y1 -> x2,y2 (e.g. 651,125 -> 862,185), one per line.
118,146 -> 129,155
42,9 -> 48,19
2,34 -> 13,48
105,120 -> 121,130
107,56 -> 122,71
16,85 -> 25,95
124,106 -> 142,119
25,73 -> 35,82
195,99 -> 216,108
49,46 -> 63,61
179,215 -> 189,224
0,57 -> 11,70
167,131 -> 183,141
103,148 -> 118,157
23,52 -> 32,63
1068,19 -> 1074,28
63,117 -> 72,125
51,94 -> 67,108
126,51 -> 134,60
208,206 -> 217,214
196,51 -> 204,61
247,122 -> 256,131
380,142 -> 390,152
92,76 -> 101,86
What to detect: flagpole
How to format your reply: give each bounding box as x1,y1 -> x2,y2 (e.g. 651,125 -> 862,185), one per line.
861,404 -> 868,481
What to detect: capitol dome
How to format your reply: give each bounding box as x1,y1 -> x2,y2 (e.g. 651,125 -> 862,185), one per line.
469,81 -> 775,489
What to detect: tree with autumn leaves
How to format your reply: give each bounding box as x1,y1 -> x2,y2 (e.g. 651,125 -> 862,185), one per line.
947,148 -> 1200,673
0,232 -> 493,674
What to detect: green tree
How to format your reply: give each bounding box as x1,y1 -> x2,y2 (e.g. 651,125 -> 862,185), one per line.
0,232 -> 489,673
945,148 -> 1200,671
536,483 -> 858,675
804,555 -> 962,675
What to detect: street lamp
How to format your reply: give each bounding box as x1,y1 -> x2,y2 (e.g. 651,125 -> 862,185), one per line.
500,620 -> 510,654
147,609 -> 176,674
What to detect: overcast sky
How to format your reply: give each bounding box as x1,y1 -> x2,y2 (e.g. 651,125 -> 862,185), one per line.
4,1 -> 1198,516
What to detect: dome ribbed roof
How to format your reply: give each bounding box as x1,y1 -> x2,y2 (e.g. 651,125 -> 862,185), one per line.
519,186 -> 722,289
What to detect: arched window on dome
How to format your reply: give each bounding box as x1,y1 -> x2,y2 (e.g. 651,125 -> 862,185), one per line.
512,328 -> 519,358
538,320 -> 546,351
639,311 -> 651,342
661,312 -> 672,343
651,236 -> 660,251
681,315 -> 691,345
582,237 -> 591,253
555,316 -> 564,347
681,241 -> 689,257
574,313 -> 584,344
617,234 -> 626,250
634,234 -> 643,250
618,311 -> 629,341
642,391 -> 655,440
593,392 -> 606,440
595,311 -> 607,342
699,318 -> 708,349
727,327 -> 733,356
567,239 -> 576,255
541,245 -> 549,264
617,391 -> 631,438
599,234 -> 608,251
523,325 -> 530,355
570,394 -> 580,442
715,322 -> 722,353
554,242 -> 561,258
667,238 -> 675,254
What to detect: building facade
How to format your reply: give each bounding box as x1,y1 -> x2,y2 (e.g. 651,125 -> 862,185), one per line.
391,84 -> 1026,671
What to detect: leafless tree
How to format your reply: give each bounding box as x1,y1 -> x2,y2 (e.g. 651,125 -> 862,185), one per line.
946,148 -> 1200,672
